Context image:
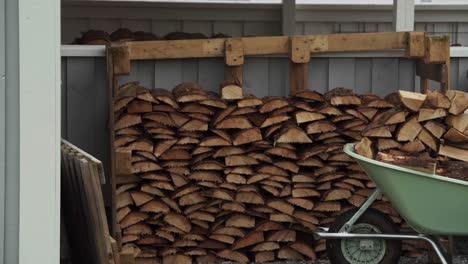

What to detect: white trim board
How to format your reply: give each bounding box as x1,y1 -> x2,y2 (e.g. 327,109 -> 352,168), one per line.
60,45 -> 468,58
19,0 -> 61,261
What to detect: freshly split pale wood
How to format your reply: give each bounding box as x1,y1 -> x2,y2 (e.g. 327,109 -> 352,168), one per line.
398,90 -> 427,112
397,116 -> 422,141
221,84 -> 243,100
446,90 -> 468,115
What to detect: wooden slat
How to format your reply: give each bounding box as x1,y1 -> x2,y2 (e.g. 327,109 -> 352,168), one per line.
123,32 -> 408,60
407,32 -> 426,58
326,32 -> 407,52
61,140 -> 116,264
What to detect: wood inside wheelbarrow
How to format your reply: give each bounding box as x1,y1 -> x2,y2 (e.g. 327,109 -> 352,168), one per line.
344,143 -> 468,236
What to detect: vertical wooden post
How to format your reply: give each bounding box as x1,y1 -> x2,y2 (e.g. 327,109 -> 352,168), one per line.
223,38 -> 244,99
290,36 -> 310,95
106,45 -> 118,238
443,39 -> 451,92
120,246 -> 135,264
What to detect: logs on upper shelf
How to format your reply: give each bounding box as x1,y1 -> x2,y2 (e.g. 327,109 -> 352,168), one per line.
73,28 -> 231,44
113,82 -> 468,263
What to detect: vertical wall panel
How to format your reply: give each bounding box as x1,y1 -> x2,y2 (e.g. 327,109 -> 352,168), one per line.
66,58 -> 98,153
121,19 -> 152,32
182,21 -> 212,36
243,22 -> 281,36
89,18 -> 120,33
0,0 -> 5,259
151,20 -> 182,36
328,58 -> 355,89
354,58 -> 372,94
268,59 -> 289,96
377,23 -> 392,32
458,58 -> 468,91
364,23 -> 378,32
181,60 -> 199,84
451,58 -> 459,90
303,22 -> 334,34
198,59 -> 225,93
339,23 -> 360,33
213,21 -> 243,36
457,23 -> 468,46
371,58 -> 399,96
154,60 -> 183,89
243,58 -> 270,97
61,18 -> 89,44
308,58 -> 328,93
398,59 -> 415,91
61,58 -> 68,138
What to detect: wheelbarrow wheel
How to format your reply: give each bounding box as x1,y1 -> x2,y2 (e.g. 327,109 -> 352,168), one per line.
326,208 -> 401,264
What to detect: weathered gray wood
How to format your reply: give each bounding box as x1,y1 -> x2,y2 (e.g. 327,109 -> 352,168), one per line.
61,58 -> 68,138
151,20 -> 182,36
0,0 -> 5,259
371,58 -> 399,96
268,58 -> 289,96
329,58 -> 355,89
182,60 -> 199,84
308,58 -> 328,93
198,58 -> 224,93
121,19 -> 152,32
398,59 -> 415,92
303,22 -> 334,34
154,60 -> 182,89
354,58 -> 372,94
243,21 -> 281,36
243,58 -> 270,97
213,21 -> 243,37
89,18 -> 120,34
182,21 -> 212,36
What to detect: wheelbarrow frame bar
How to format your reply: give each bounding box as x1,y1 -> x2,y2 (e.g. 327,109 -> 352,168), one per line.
314,188 -> 451,264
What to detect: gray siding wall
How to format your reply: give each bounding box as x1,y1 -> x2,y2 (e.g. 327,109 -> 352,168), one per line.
62,3 -> 468,45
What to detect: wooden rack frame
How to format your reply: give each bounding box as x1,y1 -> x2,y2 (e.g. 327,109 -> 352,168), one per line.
106,31 -> 450,237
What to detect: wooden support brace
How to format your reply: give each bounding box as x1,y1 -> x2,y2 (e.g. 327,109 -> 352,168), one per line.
225,38 -> 244,66
417,35 -> 451,93
111,44 -> 131,76
120,246 -> 135,264
290,36 -> 310,95
406,32 -> 426,58
223,38 -> 244,99
425,36 -> 450,64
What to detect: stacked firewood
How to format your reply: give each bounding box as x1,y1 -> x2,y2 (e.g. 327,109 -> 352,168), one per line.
73,28 -> 230,44
113,82 -> 467,263
355,89 -> 468,180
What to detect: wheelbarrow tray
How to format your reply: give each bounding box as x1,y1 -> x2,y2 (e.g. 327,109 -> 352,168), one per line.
344,143 -> 468,236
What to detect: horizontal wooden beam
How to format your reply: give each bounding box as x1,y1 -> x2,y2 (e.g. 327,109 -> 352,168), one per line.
115,32 -> 409,61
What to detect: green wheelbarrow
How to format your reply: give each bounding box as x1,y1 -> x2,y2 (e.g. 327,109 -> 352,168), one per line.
315,143 -> 468,264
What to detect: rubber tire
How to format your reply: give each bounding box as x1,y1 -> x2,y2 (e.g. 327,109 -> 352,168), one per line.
326,208 -> 401,264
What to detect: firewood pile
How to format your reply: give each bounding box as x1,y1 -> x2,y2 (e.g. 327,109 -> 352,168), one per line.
73,28 -> 230,44
113,81 -> 468,263
355,89 -> 468,180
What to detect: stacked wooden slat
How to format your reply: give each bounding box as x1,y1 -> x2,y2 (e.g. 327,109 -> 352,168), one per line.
113,82 -> 468,263
61,140 -> 119,264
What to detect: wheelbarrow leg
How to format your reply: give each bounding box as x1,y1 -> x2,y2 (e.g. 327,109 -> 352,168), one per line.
424,235 -> 452,264
339,188 -> 381,232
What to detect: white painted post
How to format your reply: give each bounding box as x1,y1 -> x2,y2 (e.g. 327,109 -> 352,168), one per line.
18,0 -> 60,261
282,0 -> 296,35
393,0 -> 415,32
